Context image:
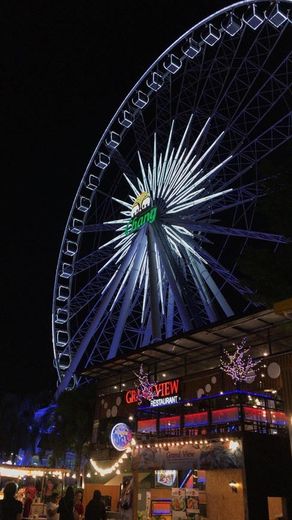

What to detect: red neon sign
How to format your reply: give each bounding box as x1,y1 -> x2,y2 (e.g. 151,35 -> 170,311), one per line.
125,379 -> 180,404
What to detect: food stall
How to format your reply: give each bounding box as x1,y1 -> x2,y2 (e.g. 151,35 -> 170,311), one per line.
0,464 -> 71,517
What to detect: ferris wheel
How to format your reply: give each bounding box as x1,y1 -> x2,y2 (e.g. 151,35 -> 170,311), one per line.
53,0 -> 292,395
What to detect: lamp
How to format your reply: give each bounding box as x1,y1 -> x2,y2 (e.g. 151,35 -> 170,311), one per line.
229,481 -> 239,493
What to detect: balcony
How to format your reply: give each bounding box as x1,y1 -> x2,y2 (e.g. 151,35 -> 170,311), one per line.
136,390 -> 288,441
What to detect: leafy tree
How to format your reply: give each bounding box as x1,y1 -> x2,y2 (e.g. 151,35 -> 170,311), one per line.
0,392 -> 45,461
51,383 -> 96,479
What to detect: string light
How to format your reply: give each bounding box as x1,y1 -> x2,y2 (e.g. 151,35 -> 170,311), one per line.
134,364 -> 156,404
134,439 -> 210,449
0,465 -> 69,479
220,337 -> 261,383
90,446 -> 133,477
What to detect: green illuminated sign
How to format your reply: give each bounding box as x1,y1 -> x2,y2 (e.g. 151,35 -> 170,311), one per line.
125,207 -> 157,236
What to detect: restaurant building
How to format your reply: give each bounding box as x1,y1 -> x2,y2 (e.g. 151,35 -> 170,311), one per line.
84,303 -> 292,520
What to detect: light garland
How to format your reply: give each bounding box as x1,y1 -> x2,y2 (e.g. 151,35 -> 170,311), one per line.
90,446 -> 132,477
137,439 -> 211,449
0,465 -> 70,479
220,337 -> 261,383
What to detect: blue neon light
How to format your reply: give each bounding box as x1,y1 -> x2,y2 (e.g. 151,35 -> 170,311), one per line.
138,389 -> 276,410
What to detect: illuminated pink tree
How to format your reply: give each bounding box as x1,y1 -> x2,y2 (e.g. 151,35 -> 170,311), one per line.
134,364 -> 157,404
220,337 -> 261,384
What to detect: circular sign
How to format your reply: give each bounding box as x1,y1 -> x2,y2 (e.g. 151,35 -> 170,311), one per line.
110,423 -> 132,451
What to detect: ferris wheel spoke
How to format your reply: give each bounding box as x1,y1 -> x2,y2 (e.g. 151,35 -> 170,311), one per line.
193,29 -> 234,114
210,27 -> 248,119
200,248 -> 253,296
69,272 -> 110,317
165,286 -> 175,338
185,250 -> 218,323
227,33 -> 291,129
58,232 -> 141,389
221,52 -> 292,149
74,248 -> 110,274
211,111 -> 292,195
132,111 -> 153,162
196,22 -> 281,125
141,308 -> 152,347
165,231 -> 234,317
108,231 -> 147,359
111,148 -> 137,182
147,227 -> 162,339
154,225 -> 193,331
192,257 -> 234,318
180,221 -> 288,244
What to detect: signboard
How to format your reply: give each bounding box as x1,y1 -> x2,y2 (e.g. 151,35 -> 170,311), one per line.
125,206 -> 157,236
132,439 -> 243,471
110,422 -> 132,451
125,378 -> 180,406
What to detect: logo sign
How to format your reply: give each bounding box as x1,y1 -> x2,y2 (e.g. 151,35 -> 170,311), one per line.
110,423 -> 132,451
125,379 -> 180,406
124,191 -> 157,236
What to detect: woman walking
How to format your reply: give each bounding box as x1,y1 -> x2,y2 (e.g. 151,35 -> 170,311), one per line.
58,487 -> 74,520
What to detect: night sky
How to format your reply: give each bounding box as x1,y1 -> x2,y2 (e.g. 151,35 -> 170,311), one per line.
0,0 -> 273,395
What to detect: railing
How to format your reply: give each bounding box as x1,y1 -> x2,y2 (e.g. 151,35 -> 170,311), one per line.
136,391 -> 288,439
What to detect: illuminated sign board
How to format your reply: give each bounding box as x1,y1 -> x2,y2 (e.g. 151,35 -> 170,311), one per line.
125,206 -> 157,236
125,379 -> 180,406
150,395 -> 179,407
155,470 -> 178,487
110,422 -> 132,451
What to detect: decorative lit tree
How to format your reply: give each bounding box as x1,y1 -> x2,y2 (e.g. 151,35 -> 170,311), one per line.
220,337 -> 261,385
134,364 -> 157,404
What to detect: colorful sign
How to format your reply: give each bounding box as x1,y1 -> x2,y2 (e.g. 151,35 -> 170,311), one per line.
110,422 -> 132,451
172,489 -> 187,520
185,489 -> 199,515
125,378 -> 180,405
125,206 -> 157,236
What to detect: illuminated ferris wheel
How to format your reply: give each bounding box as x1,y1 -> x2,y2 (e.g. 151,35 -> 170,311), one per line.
53,0 -> 292,395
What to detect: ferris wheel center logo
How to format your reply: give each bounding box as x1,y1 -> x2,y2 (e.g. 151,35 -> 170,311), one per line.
125,192 -> 157,236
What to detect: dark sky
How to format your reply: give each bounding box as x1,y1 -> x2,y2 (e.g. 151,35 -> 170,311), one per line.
1,0 -> 253,394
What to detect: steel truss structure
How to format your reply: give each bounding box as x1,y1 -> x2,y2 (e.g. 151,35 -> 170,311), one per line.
52,1 -> 292,396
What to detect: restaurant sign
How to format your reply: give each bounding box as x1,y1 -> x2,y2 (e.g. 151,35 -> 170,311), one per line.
125,378 -> 180,407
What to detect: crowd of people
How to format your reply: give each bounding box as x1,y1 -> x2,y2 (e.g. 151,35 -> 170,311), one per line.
0,482 -> 107,520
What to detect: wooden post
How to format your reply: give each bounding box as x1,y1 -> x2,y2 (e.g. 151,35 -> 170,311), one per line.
132,471 -> 139,520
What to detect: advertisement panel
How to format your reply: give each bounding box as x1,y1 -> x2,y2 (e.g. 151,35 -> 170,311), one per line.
132,439 -> 242,471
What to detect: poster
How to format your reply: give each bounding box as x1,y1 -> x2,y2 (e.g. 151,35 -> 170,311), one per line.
171,488 -> 187,520
186,489 -> 199,514
145,491 -> 151,520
